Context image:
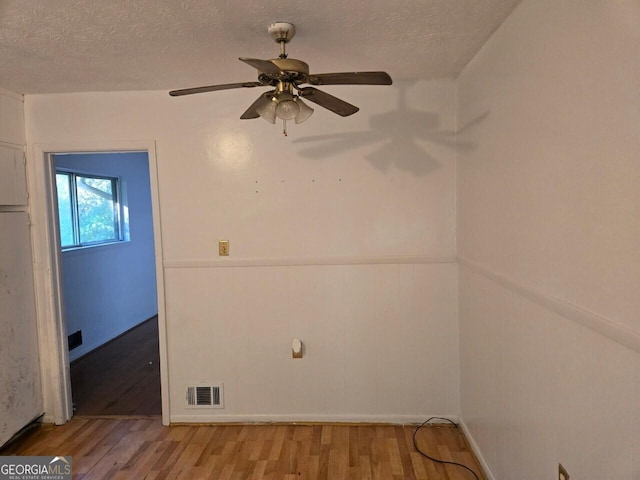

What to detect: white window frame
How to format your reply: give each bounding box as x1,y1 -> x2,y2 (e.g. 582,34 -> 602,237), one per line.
55,169 -> 125,250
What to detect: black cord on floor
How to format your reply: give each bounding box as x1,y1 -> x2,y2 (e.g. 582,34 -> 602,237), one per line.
412,416 -> 480,480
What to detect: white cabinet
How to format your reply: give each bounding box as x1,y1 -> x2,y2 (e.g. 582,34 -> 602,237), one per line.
0,89 -> 25,146
0,212 -> 43,445
0,88 -> 42,444
0,146 -> 27,205
0,88 -> 26,206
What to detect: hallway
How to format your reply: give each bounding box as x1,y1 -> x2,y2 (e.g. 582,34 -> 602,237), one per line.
70,317 -> 161,416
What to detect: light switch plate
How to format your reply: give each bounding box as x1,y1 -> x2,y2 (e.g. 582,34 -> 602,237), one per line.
219,240 -> 229,256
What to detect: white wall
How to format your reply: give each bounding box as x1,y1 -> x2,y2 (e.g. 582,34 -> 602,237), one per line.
457,1 -> 640,478
55,152 -> 157,362
25,80 -> 461,422
0,87 -> 43,446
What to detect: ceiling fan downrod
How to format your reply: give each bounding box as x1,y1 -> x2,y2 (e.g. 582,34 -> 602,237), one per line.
268,21 -> 295,59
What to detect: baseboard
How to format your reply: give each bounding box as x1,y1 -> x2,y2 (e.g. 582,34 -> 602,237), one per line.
170,413 -> 460,425
458,417 -> 496,480
41,414 -> 56,424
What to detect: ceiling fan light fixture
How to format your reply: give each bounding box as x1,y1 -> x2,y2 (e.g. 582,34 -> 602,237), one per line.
294,97 -> 314,124
256,97 -> 277,123
168,21 -> 393,136
274,92 -> 300,120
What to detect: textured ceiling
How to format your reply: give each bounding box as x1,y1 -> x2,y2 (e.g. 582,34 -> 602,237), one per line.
0,0 -> 521,95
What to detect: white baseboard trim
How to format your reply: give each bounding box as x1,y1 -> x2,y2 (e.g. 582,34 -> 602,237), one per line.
170,413 -> 460,425
458,417 -> 496,480
41,414 -> 56,425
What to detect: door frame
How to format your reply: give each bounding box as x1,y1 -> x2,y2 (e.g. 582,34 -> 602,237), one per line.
28,140 -> 170,425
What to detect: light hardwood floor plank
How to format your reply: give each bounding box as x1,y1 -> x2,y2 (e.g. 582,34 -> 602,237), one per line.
1,420 -> 487,479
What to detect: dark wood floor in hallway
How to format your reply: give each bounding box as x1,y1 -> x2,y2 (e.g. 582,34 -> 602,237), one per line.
70,317 -> 161,416
1,419 -> 486,479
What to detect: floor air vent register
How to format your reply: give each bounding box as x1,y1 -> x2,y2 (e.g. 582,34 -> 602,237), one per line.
186,384 -> 224,408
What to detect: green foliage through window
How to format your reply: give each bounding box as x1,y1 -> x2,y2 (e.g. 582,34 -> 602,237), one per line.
56,171 -> 122,249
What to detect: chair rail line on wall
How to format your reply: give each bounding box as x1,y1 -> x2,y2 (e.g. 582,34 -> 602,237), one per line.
164,255 -> 457,269
458,256 -> 640,354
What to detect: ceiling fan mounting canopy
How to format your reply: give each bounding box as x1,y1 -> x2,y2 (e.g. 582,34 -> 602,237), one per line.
169,22 -> 393,135
268,22 -> 296,44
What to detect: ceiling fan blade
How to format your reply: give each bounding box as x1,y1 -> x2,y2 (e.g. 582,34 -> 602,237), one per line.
298,87 -> 359,117
169,82 -> 263,96
239,57 -> 282,75
240,91 -> 275,119
306,71 -> 392,86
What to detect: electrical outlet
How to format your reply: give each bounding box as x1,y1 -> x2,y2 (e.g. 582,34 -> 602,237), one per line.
219,240 -> 229,256
559,463 -> 570,480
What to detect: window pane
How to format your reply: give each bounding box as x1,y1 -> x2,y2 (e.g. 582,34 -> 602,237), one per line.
56,173 -> 75,247
76,176 -> 117,244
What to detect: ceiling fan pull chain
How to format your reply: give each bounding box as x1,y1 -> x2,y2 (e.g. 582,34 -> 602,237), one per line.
283,119 -> 288,136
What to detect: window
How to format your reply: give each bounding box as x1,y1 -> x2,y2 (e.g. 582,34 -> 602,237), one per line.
55,171 -> 124,249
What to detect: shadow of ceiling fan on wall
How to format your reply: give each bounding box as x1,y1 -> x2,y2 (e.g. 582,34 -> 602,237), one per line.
169,22 -> 393,136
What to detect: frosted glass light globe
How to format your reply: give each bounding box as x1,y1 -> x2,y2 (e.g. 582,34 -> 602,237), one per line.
275,93 -> 300,120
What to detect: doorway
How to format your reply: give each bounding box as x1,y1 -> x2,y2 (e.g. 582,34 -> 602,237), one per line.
53,152 -> 160,416
30,142 -> 169,425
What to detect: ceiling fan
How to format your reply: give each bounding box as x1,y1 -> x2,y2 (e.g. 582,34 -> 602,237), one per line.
169,22 -> 393,135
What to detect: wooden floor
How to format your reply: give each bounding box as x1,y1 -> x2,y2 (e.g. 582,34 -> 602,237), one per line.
1,419 -> 485,479
70,317 -> 161,416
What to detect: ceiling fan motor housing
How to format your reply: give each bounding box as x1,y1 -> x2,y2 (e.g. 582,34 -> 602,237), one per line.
269,58 -> 309,82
